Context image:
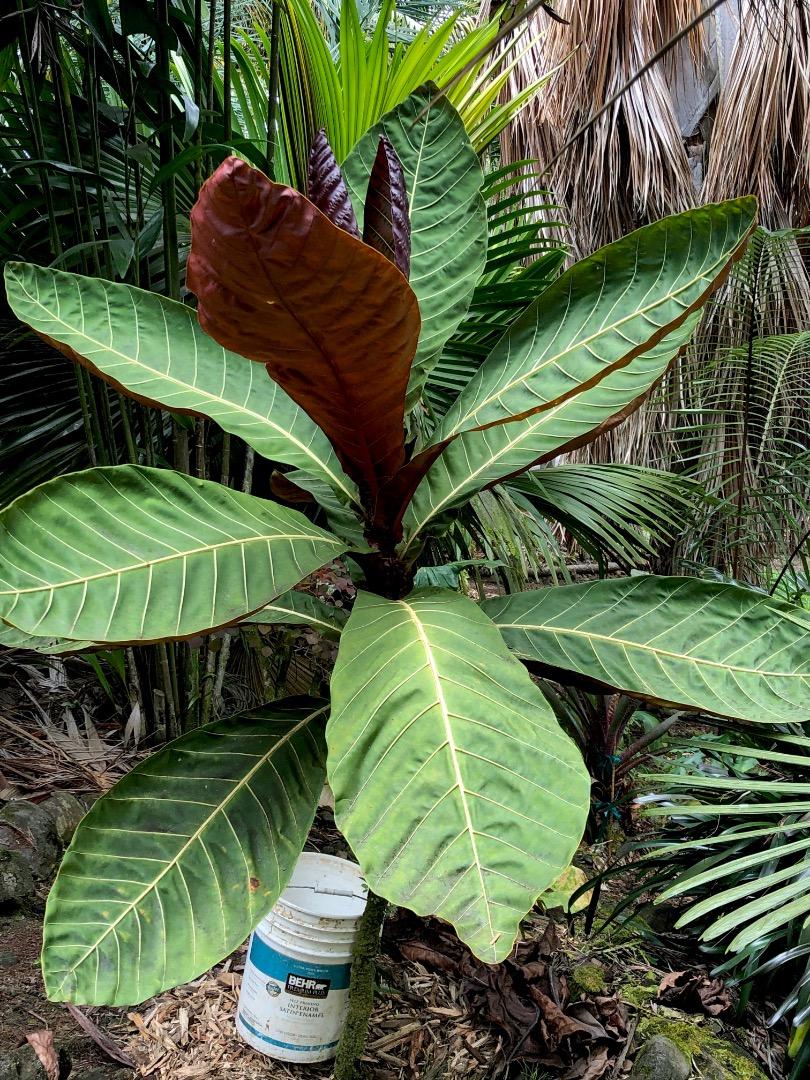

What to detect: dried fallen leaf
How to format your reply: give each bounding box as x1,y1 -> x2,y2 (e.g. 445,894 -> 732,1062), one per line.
65,1004 -> 136,1067
657,968 -> 733,1017
26,1030 -> 59,1080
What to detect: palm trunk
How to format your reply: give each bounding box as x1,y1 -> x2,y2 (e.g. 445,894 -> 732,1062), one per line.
334,892 -> 388,1079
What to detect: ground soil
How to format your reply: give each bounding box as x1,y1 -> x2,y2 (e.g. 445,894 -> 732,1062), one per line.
0,914 -> 132,1077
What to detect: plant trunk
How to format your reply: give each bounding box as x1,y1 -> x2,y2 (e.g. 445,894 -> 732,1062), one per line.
334,891 -> 388,1080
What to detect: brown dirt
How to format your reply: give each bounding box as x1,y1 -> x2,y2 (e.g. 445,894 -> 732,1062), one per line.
0,914 -> 134,1076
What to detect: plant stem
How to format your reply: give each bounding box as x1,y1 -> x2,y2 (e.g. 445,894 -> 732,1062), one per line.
198,644 -> 218,727
732,280 -> 757,580
157,642 -> 179,739
617,711 -> 684,777
334,891 -> 388,1080
223,0 -> 233,142
265,0 -> 282,175
211,446 -> 254,715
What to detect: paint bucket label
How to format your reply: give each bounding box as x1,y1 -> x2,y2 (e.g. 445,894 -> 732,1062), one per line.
237,931 -> 352,1059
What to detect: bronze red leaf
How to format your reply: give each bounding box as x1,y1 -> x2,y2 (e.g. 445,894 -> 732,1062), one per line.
306,130 -> 360,238
363,135 -> 411,279
187,156 -> 421,498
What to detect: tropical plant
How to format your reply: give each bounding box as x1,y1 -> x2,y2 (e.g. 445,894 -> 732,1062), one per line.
4,84 -> 805,1072
538,685 -> 685,839
0,0 -> 553,738
630,727 -> 810,1079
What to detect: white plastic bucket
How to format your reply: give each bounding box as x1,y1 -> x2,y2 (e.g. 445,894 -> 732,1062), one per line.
236,852 -> 368,1062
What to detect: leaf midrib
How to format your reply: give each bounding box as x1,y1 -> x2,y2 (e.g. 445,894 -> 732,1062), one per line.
445,224 -> 736,435
398,598 -> 495,946
12,271 -> 354,501
495,620 -> 806,678
0,532 -> 339,598
53,707 -> 327,994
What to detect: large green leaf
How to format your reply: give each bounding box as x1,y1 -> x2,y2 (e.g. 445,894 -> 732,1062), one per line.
4,263 -> 357,504
483,576 -> 810,724
0,621 -> 93,654
327,589 -> 589,963
0,466 -> 344,643
437,198 -> 757,439
343,86 -> 487,399
401,315 -> 701,547
42,698 -> 327,1004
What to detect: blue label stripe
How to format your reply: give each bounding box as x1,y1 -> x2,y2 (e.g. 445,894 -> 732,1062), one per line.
249,934 -> 352,990
239,1014 -> 339,1053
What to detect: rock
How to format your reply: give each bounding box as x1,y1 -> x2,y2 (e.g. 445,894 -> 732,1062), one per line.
637,1016 -> 768,1080
0,802 -> 60,879
0,1045 -> 71,1080
643,900 -> 679,933
40,791 -> 85,844
630,1034 -> 690,1080
0,849 -> 36,910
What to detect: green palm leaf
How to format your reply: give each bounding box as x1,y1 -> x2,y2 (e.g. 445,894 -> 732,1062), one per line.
483,576 -> 810,724
42,698 -> 327,1004
0,466 -> 344,644
327,588 -> 589,963
4,263 -> 357,504
637,733 -> 810,1001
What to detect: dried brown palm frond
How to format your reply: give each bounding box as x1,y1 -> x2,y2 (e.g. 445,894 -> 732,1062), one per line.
702,0 -> 810,228
490,0 -> 702,255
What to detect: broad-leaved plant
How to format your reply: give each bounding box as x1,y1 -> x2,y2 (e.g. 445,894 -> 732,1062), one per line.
2,86 -> 807,1011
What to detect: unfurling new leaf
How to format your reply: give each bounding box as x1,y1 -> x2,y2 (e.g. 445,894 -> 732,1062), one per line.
306,129 -> 360,237
363,135 -> 411,278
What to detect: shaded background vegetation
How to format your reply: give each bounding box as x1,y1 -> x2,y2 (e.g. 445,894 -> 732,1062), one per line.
0,0 -> 808,1075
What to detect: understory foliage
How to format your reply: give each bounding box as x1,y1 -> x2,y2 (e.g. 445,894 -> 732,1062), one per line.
629,729 -> 810,1077
656,228 -> 810,594
493,0 -> 810,591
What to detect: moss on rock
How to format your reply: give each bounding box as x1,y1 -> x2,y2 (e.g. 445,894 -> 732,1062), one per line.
636,1016 -> 768,1080
570,960 -> 606,996
619,976 -> 660,1008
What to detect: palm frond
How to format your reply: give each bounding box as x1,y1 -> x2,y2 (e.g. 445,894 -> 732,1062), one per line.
651,229 -> 810,587
222,0 -> 557,190
490,0 -> 700,256
637,727 -> 810,1077
702,0 -> 810,229
509,463 -> 700,570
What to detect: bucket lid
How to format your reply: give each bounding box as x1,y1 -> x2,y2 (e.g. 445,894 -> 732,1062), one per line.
275,852 -> 368,922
